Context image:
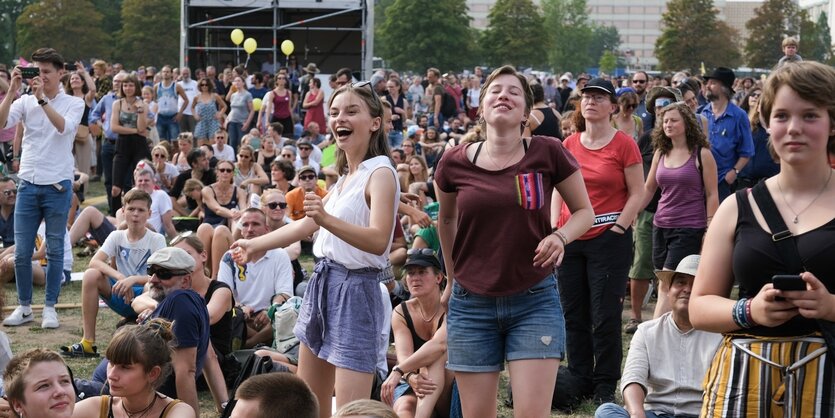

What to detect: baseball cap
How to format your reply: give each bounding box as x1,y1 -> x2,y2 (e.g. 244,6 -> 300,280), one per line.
403,248 -> 442,270
580,78 -> 616,97
298,165 -> 316,176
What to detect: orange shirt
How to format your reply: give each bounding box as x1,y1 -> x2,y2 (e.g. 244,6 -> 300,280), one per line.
285,186 -> 327,220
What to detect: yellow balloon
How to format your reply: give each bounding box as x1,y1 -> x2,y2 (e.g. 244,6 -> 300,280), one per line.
243,38 -> 257,55
252,98 -> 262,111
280,40 -> 294,56
231,29 -> 244,46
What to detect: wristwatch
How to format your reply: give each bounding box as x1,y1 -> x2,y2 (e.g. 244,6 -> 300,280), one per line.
391,365 -> 405,376
733,168 -> 740,175
37,97 -> 48,107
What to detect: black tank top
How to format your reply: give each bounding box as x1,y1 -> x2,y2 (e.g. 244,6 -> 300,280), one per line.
202,185 -> 239,227
733,189 -> 835,336
401,304 -> 445,351
205,280 -> 233,355
530,106 -> 561,139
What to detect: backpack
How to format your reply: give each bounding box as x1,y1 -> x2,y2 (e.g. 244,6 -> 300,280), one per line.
229,305 -> 247,352
269,296 -> 302,354
441,91 -> 457,119
220,353 -> 275,418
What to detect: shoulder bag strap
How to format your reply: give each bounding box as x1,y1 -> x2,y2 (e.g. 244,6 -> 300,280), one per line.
750,181 -> 804,273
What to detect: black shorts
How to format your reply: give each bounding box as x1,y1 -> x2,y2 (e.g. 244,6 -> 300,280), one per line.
652,226 -> 705,270
90,218 -> 116,246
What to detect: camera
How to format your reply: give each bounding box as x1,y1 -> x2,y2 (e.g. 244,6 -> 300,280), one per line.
19,67 -> 40,79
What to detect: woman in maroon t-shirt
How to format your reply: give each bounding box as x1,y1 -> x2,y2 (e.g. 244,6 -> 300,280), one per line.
434,65 -> 593,418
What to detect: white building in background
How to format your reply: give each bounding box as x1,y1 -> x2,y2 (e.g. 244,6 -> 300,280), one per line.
466,0 -> 763,69
800,0 -> 835,45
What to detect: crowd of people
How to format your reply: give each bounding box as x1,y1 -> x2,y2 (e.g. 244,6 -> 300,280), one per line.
0,34 -> 833,418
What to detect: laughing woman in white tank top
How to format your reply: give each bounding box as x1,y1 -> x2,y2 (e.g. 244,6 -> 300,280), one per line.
231,82 -> 398,418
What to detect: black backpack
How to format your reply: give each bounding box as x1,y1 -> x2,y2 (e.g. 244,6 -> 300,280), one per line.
441,91 -> 457,119
220,353 -> 274,418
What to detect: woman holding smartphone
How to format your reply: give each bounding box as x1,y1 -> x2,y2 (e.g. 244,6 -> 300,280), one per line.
692,61 -> 835,417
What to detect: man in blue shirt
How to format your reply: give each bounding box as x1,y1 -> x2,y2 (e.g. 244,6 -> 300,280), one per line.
630,71 -> 653,134
700,67 -> 754,201
90,72 -> 126,215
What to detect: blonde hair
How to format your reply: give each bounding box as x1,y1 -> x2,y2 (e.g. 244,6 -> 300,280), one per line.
333,399 -> 398,418
4,349 -> 69,409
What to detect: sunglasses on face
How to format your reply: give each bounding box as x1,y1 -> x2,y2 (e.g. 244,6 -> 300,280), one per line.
281,154 -> 293,158
266,202 -> 287,210
147,266 -> 189,280
299,174 -> 316,181
153,153 -> 165,158
632,79 -> 647,84
750,93 -> 761,98
217,168 -> 233,173
2,189 -> 16,197
238,154 -> 251,159
199,83 -> 209,87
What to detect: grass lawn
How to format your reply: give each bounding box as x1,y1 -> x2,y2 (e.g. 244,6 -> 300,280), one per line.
2,179 -> 636,417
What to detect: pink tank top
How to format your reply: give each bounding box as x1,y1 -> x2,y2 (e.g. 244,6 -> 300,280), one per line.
654,151 -> 707,229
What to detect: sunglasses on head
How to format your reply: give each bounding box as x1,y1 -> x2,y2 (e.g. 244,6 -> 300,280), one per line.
407,248 -> 436,256
170,231 -> 194,247
266,202 -> 287,210
299,174 -> 316,181
147,266 -> 189,280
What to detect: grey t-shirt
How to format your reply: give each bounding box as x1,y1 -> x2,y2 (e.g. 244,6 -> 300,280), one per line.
228,90 -> 252,124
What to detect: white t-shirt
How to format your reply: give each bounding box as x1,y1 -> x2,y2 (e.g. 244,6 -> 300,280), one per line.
377,283 -> 392,380
178,79 -> 199,116
218,248 -> 294,312
99,229 -> 166,277
213,144 -> 236,162
154,163 -> 179,192
149,189 -> 174,235
36,223 -> 72,270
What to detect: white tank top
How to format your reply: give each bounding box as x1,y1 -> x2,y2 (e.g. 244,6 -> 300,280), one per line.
313,155 -> 399,270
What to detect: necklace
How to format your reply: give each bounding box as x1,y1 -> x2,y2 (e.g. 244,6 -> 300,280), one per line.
121,393 -> 157,418
484,140 -> 522,170
776,169 -> 833,224
415,301 -> 439,323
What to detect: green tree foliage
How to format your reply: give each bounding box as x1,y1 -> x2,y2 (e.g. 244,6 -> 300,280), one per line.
745,0 -> 802,68
599,50 -> 616,74
92,0 -> 124,37
479,0 -> 548,69
16,0 -> 112,62
655,0 -> 740,72
0,0 -> 37,65
377,0 -> 476,72
116,0 -> 179,68
800,12 -> 833,63
542,0 -> 594,73
589,25 -> 620,62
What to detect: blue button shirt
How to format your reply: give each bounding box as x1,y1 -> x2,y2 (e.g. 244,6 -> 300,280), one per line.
700,102 -> 754,181
90,92 -> 118,140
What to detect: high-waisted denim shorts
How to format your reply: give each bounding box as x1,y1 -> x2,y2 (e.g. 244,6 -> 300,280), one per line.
446,274 -> 566,372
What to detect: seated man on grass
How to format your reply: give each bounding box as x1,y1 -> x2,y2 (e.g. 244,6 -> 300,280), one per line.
594,255 -> 722,418
60,189 -> 166,357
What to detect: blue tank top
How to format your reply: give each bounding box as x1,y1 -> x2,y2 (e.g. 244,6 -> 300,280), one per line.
156,82 -> 178,116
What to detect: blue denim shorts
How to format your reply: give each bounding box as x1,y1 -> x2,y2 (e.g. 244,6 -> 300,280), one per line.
105,277 -> 144,318
447,275 -> 565,372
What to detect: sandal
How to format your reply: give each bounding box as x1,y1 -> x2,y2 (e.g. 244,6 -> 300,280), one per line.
60,343 -> 99,358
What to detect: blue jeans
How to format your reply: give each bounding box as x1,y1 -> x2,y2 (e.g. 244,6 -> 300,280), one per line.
227,122 -> 244,152
101,139 -> 116,215
388,131 -> 404,149
156,114 -> 180,141
428,113 -> 444,129
595,403 -> 685,418
14,179 -> 72,307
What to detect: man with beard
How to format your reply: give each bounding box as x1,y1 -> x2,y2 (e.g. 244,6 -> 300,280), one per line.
699,67 -> 754,201
144,246 -> 210,415
594,255 -> 722,418
631,71 -> 653,134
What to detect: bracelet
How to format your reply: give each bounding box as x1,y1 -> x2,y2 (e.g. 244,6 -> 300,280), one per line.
612,223 -> 626,233
391,365 -> 405,377
732,298 -> 754,329
403,371 -> 415,382
551,229 -> 568,246
744,298 -> 757,327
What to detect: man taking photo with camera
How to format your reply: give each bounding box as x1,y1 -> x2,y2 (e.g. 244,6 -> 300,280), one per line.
0,48 -> 84,329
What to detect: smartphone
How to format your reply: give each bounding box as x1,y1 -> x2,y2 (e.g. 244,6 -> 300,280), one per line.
19,67 -> 39,79
772,274 -> 805,291
64,62 -> 75,71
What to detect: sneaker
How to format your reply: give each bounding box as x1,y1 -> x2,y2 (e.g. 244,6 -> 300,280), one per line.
3,306 -> 34,326
624,318 -> 641,334
41,307 -> 59,329
60,343 -> 99,358
593,383 -> 616,405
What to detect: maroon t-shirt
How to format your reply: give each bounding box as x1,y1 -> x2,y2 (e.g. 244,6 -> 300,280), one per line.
434,136 -> 579,296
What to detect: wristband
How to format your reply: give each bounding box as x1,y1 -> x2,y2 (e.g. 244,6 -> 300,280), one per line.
551,229 -> 568,246
612,223 -> 626,233
392,366 -> 405,376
